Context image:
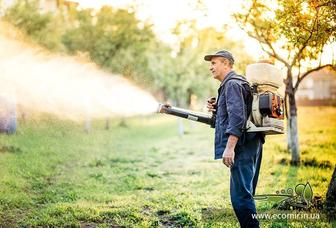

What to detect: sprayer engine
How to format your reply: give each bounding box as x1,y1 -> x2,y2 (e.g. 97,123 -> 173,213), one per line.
245,63 -> 285,134
245,86 -> 284,134
259,92 -> 284,119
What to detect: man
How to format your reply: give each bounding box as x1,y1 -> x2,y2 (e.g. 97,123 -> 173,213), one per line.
204,50 -> 263,228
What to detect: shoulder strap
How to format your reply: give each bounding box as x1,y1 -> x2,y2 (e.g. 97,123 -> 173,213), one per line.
222,75 -> 253,118
222,75 -> 248,87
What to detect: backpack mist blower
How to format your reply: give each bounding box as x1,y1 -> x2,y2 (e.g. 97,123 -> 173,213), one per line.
157,63 -> 285,135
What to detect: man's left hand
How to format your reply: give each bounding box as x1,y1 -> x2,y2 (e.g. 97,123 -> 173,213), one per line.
222,148 -> 235,168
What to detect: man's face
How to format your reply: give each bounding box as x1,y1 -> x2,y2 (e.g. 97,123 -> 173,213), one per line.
209,57 -> 231,81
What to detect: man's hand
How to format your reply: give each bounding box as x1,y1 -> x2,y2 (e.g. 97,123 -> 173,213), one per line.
163,103 -> 171,109
222,135 -> 239,168
207,97 -> 216,112
222,148 -> 235,168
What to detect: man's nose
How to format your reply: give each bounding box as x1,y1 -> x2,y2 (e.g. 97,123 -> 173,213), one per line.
209,65 -> 213,71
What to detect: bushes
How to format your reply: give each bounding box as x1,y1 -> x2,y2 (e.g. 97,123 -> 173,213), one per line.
3,0 -> 63,50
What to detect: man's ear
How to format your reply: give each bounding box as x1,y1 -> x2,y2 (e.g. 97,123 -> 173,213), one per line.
223,59 -> 230,67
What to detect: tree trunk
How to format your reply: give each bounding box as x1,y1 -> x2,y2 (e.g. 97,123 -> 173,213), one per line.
174,99 -> 185,136
84,117 -> 91,133
288,92 -> 300,165
286,96 -> 291,151
326,166 -> 336,221
286,72 -> 300,164
105,118 -> 110,130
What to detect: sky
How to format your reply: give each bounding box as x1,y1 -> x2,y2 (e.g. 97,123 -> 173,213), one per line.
75,0 -> 264,59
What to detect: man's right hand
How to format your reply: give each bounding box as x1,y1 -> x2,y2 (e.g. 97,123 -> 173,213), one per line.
207,97 -> 217,112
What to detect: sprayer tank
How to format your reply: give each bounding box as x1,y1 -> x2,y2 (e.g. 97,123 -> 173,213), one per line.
246,63 -> 283,88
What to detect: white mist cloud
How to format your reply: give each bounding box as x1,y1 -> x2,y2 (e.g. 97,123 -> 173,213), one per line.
0,29 -> 158,121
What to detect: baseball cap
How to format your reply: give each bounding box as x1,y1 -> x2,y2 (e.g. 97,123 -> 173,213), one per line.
204,50 -> 235,64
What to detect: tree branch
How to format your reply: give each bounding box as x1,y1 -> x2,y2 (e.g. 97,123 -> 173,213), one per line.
235,0 -> 291,67
291,7 -> 320,67
263,38 -> 290,68
294,64 -> 336,92
316,0 -> 334,8
246,28 -> 290,68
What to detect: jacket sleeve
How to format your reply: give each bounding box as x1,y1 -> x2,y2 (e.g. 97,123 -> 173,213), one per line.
224,80 -> 247,138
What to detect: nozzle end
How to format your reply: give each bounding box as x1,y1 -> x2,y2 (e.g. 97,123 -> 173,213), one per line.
157,103 -> 170,113
157,103 -> 164,113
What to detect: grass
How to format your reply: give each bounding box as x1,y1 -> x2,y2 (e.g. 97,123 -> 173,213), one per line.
0,106 -> 335,227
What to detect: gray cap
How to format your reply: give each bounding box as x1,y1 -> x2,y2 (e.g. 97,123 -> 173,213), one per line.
204,50 -> 235,64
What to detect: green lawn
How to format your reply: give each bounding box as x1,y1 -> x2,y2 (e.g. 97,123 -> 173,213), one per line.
0,107 -> 335,227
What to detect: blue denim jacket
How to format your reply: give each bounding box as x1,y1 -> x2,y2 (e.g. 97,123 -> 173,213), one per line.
214,71 -> 253,159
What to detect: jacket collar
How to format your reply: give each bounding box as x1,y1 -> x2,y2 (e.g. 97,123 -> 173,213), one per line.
219,70 -> 236,88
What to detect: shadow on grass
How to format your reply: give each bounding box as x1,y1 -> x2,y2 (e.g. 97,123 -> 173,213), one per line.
278,158 -> 332,169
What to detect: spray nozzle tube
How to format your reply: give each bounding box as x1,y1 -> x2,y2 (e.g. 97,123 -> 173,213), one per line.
157,103 -> 215,128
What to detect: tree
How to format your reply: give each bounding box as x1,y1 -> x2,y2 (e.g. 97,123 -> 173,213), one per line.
61,6 -> 156,87
4,0 -> 65,51
148,20 -> 254,107
235,0 -> 336,164
326,166 -> 336,221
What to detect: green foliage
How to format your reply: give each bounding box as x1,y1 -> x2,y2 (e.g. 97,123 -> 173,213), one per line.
275,0 -> 335,61
147,22 -> 253,106
61,9 -> 96,54
235,0 -> 336,66
3,0 -> 64,50
4,0 -> 51,36
62,6 -> 156,88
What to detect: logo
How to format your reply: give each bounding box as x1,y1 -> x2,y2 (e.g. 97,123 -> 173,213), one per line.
254,182 -> 315,210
